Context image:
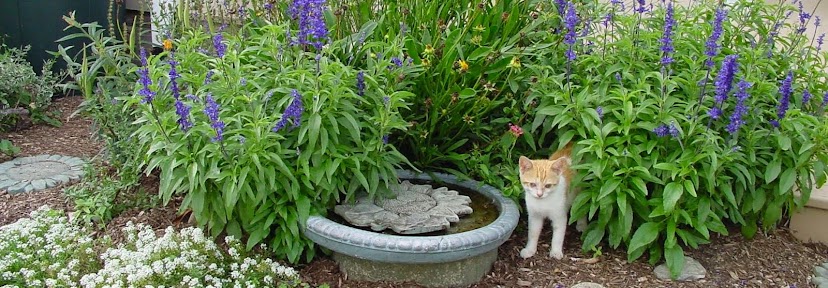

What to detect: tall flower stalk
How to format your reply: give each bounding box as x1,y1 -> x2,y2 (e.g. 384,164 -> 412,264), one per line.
772,71 -> 794,128
726,79 -> 751,138
168,53 -> 192,132
708,54 -> 739,121
137,47 -> 172,144
563,1 -> 578,102
289,0 -> 329,51
695,7 -> 728,116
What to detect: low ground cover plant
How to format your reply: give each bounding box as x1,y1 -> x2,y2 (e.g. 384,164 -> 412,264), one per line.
0,206 -> 304,287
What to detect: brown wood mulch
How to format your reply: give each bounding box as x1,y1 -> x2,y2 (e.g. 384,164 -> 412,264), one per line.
1,95 -> 827,288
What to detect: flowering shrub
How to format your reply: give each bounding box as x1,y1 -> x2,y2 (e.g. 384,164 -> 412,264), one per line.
133,10 -> 414,262
0,206 -> 304,287
0,206 -> 100,287
80,223 -> 301,287
528,0 -> 828,278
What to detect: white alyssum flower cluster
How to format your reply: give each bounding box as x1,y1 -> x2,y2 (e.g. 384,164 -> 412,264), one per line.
0,205 -> 100,287
79,222 -> 301,288
0,206 -> 303,288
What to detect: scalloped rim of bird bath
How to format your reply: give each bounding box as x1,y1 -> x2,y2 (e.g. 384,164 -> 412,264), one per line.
0,155 -> 86,194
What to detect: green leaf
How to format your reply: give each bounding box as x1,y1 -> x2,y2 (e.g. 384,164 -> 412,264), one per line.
664,243 -> 685,280
247,226 -> 271,250
765,158 -> 781,183
682,179 -> 696,197
597,178 -> 622,200
627,222 -> 661,261
778,168 -> 797,195
663,182 -> 683,213
777,134 -> 791,151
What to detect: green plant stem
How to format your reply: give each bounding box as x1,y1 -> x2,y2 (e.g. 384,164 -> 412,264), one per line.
148,102 -> 174,144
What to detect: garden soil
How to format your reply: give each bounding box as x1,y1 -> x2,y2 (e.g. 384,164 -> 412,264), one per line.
1,96 -> 827,288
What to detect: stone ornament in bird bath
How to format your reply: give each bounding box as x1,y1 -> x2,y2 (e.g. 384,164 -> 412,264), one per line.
333,180 -> 473,235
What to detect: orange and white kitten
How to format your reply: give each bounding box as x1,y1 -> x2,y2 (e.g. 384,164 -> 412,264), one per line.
518,142 -> 586,260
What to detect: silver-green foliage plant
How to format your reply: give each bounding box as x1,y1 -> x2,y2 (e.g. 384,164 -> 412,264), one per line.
134,12 -> 415,263
0,44 -> 61,129
529,0 -> 828,278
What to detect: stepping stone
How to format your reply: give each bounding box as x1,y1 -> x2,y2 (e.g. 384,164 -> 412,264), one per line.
0,154 -> 87,194
654,256 -> 707,281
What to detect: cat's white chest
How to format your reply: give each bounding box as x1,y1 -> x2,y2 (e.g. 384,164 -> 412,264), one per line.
525,188 -> 568,219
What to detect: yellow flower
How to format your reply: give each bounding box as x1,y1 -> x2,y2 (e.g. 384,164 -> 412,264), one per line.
509,57 -> 521,69
457,60 -> 469,72
473,25 -> 485,33
163,39 -> 173,51
421,58 -> 431,68
423,44 -> 434,55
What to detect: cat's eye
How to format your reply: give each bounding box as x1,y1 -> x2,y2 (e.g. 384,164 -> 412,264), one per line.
544,184 -> 552,189
529,183 -> 537,188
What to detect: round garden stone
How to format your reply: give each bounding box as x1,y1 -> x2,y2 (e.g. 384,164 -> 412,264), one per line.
654,256 -> 707,281
0,154 -> 86,194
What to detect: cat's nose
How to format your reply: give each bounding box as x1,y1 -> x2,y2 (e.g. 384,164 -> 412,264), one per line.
536,191 -> 543,197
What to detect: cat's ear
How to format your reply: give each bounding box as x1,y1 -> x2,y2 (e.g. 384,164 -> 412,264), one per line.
519,156 -> 533,172
550,157 -> 570,171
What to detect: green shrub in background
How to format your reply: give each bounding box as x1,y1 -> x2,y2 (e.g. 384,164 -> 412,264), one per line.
133,11 -> 416,263
53,12 -> 149,225
0,44 -> 61,130
529,0 -> 828,278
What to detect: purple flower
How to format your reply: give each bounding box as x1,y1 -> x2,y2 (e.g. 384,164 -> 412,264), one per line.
264,2 -> 273,10
204,70 -> 214,85
383,96 -> 390,105
239,135 -> 246,144
726,79 -> 751,134
603,13 -> 612,27
816,16 -> 822,28
776,71 -> 794,121
636,0 -> 647,14
555,0 -> 567,17
596,106 -> 604,119
290,0 -> 329,50
240,78 -> 247,86
660,3 -> 675,66
175,99 -> 192,131
653,124 -> 669,137
390,57 -> 403,69
203,93 -> 225,142
803,90 -> 812,105
654,122 -> 679,138
213,32 -> 227,58
382,135 -> 389,145
138,47 -> 155,104
797,1 -> 811,33
611,0 -> 624,10
822,91 -> 828,108
272,90 -> 304,132
563,2 -> 578,61
356,71 -> 365,96
168,53 -> 181,100
709,54 -> 739,119
615,72 -> 622,83
705,8 -> 728,68
818,33 -> 825,52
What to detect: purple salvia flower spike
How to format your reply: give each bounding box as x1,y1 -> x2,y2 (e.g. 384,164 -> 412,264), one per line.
705,8 -> 728,68
726,79 -> 751,134
660,3 -> 676,67
138,47 -> 155,104
776,71 -> 794,121
203,93 -> 225,142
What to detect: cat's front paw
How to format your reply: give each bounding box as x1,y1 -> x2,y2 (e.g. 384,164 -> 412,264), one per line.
549,249 -> 564,260
520,247 -> 536,259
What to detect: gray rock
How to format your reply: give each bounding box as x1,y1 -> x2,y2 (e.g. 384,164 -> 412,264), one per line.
822,262 -> 828,271
570,282 -> 605,288
51,174 -> 71,183
31,179 -> 46,191
654,256 -> 706,281
0,179 -> 18,189
7,181 -> 28,194
818,265 -> 828,277
814,276 -> 827,286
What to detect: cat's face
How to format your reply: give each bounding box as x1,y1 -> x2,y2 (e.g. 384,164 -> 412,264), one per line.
518,156 -> 568,199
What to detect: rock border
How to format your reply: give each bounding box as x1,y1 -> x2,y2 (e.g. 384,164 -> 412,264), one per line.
0,154 -> 85,194
814,262 -> 828,287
